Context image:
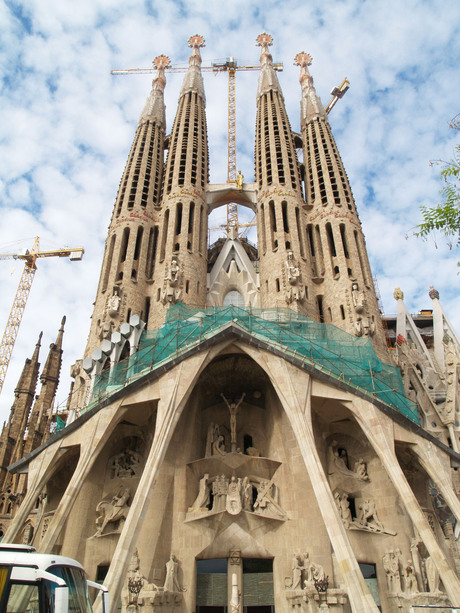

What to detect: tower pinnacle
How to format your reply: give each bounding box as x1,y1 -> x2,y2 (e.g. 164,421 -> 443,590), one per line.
256,33 -> 281,98
179,35 -> 206,100
294,52 -> 326,123
139,55 -> 170,125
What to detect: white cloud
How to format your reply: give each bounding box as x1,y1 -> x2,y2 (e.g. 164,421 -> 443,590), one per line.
0,0 -> 459,424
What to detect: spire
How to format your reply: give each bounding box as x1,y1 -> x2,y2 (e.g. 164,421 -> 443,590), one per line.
294,52 -> 326,125
139,55 -> 169,126
40,316 -> 65,384
0,332 -> 41,491
179,35 -> 206,101
256,33 -> 282,98
14,332 -> 41,396
22,317 -> 66,457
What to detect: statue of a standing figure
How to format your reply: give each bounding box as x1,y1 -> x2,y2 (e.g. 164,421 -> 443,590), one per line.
221,393 -> 245,452
164,554 -> 182,592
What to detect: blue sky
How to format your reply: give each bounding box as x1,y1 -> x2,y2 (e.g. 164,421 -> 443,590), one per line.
0,0 -> 459,422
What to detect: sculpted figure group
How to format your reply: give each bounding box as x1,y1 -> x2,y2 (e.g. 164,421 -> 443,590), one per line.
334,491 -> 394,535
328,441 -> 369,481
290,552 -> 327,596
188,473 -> 286,520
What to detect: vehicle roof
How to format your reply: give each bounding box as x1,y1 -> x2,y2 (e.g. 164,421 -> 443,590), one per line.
0,549 -> 85,573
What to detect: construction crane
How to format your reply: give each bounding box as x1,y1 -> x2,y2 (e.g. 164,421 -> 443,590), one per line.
0,237 -> 84,395
325,77 -> 350,114
111,51 -> 283,236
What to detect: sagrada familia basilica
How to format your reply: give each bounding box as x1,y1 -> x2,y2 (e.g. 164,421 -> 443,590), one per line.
0,33 -> 460,613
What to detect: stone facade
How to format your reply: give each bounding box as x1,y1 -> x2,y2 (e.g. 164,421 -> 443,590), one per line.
2,33 -> 460,613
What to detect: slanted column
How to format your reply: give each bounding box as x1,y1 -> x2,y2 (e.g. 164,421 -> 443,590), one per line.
251,351 -> 379,613
24,400 -> 124,552
97,352 -> 208,613
4,443 -> 65,543
353,399 -> 460,605
412,438 -> 460,524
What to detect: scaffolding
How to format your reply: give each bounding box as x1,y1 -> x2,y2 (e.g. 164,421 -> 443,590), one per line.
87,304 -> 419,424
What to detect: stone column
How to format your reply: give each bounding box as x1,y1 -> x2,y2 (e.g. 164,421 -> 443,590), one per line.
252,351 -> 379,613
38,406 -> 124,553
96,352 -> 208,613
412,438 -> 460,525
353,399 -> 460,605
4,444 -> 62,543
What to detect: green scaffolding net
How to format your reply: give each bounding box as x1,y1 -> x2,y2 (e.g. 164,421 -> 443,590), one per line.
90,304 -> 419,424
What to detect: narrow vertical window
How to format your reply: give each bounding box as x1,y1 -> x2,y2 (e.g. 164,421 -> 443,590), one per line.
354,230 -> 370,287
120,227 -> 130,263
102,234 -> 116,292
260,204 -> 267,254
296,208 -> 305,258
269,200 -> 277,250
175,202 -> 183,236
282,201 -> 289,233
133,226 -> 144,261
326,223 -> 337,257
144,297 -> 151,328
317,295 -> 325,323
339,224 -> 349,259
160,209 -> 169,262
145,226 -> 159,279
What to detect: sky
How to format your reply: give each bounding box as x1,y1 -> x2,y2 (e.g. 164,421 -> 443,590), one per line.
0,0 -> 459,424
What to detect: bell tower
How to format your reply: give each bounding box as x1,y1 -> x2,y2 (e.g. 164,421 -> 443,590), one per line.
255,34 -> 315,316
84,55 -> 168,355
149,35 -> 209,328
296,52 -> 389,359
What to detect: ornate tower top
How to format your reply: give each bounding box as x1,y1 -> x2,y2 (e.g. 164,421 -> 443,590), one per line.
139,54 -> 170,125
256,33 -> 280,98
180,35 -> 206,100
256,33 -> 273,65
294,51 -> 326,123
188,34 -> 205,66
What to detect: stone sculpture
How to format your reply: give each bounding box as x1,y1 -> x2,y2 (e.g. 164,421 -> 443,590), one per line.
189,474 -> 211,512
110,447 -> 141,479
404,560 -> 418,594
226,476 -> 243,515
328,441 -> 369,481
161,257 -> 182,304
382,550 -> 402,593
357,499 -> 384,532
205,422 -> 226,456
425,556 -> 441,594
107,286 -> 121,316
254,480 -> 286,519
221,393 -> 246,452
351,280 -> 375,337
163,554 -> 182,592
212,474 -> 229,512
334,491 -> 352,528
287,551 -> 328,597
94,487 -> 130,537
353,457 -> 369,480
286,251 -> 301,285
292,554 -> 303,590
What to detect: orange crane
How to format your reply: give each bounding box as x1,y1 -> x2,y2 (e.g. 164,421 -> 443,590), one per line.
0,237 -> 84,395
111,51 -> 283,236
